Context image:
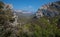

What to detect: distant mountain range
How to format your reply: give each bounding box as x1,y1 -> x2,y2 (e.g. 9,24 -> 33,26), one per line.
13,10 -> 34,23
14,10 -> 33,18
13,1 -> 60,22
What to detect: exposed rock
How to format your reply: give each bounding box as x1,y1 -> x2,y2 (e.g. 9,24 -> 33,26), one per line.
36,1 -> 60,18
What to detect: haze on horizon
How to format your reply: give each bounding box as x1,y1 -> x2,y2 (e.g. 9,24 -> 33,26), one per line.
1,0 -> 60,13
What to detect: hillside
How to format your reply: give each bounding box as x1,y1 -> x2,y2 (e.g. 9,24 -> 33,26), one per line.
36,1 -> 60,18
26,1 -> 60,37
0,1 -> 60,37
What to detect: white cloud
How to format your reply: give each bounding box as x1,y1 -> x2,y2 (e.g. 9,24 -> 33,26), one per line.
15,5 -> 35,14
15,10 -> 22,12
22,11 -> 32,13
23,5 -> 35,12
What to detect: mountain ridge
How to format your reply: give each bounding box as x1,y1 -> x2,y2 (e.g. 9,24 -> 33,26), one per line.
35,1 -> 60,18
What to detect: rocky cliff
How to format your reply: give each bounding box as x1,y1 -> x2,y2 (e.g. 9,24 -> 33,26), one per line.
36,1 -> 60,18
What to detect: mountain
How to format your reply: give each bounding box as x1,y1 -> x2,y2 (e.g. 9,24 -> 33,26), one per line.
28,1 -> 60,37
0,1 -> 60,37
35,1 -> 60,18
14,10 -> 33,18
13,10 -> 34,23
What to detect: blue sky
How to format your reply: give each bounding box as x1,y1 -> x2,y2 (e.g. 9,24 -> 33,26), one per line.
1,0 -> 60,12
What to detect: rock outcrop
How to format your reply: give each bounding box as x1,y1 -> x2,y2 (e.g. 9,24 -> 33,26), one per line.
36,1 -> 60,18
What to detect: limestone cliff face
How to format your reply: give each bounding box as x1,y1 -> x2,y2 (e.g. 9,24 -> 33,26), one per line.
10,13 -> 18,26
36,1 -> 60,18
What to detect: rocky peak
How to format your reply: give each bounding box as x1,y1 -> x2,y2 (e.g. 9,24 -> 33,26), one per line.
35,1 -> 60,18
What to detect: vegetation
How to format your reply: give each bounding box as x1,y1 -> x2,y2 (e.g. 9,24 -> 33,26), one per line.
0,1 -> 14,37
0,1 -> 60,37
16,16 -> 60,37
